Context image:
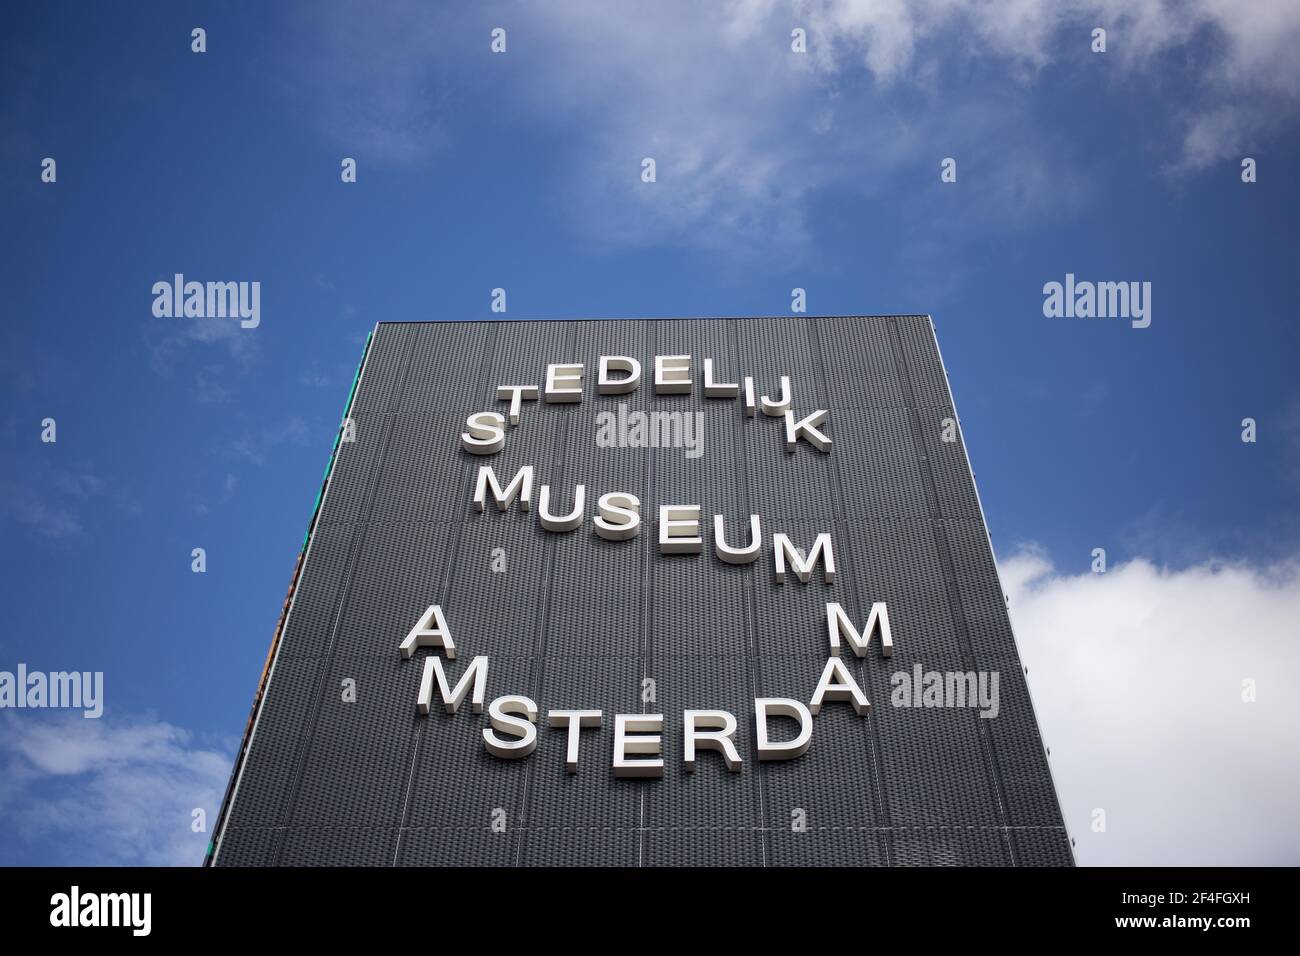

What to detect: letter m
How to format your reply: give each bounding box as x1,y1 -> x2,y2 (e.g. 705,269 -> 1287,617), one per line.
417,655 -> 489,715
473,465 -> 533,512
773,533 -> 835,583
826,602 -> 893,658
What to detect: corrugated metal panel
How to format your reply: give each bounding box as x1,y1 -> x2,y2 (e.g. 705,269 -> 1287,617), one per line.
211,316 -> 1072,866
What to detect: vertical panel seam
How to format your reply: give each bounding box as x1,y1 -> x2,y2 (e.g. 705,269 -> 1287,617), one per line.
730,317 -> 769,866
886,317 -> 1017,865
272,327 -> 416,863
809,316 -> 894,866
390,323 -> 500,866
636,319 -> 656,866
513,320 -> 574,865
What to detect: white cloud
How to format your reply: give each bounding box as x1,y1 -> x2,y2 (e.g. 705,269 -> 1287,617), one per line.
0,714 -> 233,866
679,1 -> 1300,177
1001,547 -> 1300,865
285,0 -> 1299,251
490,0 -> 1083,254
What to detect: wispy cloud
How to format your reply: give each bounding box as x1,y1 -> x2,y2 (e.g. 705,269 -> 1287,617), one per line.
1001,546 -> 1300,865
193,364 -> 234,404
298,368 -> 334,389
0,714 -> 233,866
147,315 -> 259,379
5,497 -> 82,538
229,416 -> 311,467
781,0 -> 1299,175
283,0 -> 1299,252
0,457 -> 108,539
278,0 -> 454,166
193,417 -> 313,516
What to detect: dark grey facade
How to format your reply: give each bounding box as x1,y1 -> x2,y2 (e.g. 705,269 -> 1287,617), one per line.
208,315 -> 1073,866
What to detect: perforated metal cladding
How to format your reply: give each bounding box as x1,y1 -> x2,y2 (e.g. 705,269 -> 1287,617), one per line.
894,316 -> 954,411
366,418 -> 470,526
346,326 -> 412,417
643,656 -> 757,831
223,657 -> 321,829
834,411 -> 932,520
281,826 -> 396,867
523,655 -> 641,834
401,653 -> 532,830
760,653 -> 883,827
315,414 -> 387,527
521,827 -> 638,867
213,316 -> 1071,867
818,317 -> 909,410
288,657 -> 422,828
331,521 -> 458,660
1012,825 -> 1076,866
211,825 -> 276,866
274,526 -> 354,659
399,321 -> 491,414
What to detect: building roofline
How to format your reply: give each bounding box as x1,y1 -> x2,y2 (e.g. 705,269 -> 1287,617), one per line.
372,313 -> 933,326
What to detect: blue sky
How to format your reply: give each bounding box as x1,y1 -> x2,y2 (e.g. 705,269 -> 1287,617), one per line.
1,1 -> 1298,865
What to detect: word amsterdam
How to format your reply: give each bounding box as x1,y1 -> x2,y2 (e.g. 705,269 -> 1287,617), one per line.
399,602 -> 892,775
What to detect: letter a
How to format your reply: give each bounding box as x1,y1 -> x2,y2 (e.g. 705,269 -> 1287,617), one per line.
399,605 -> 456,660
